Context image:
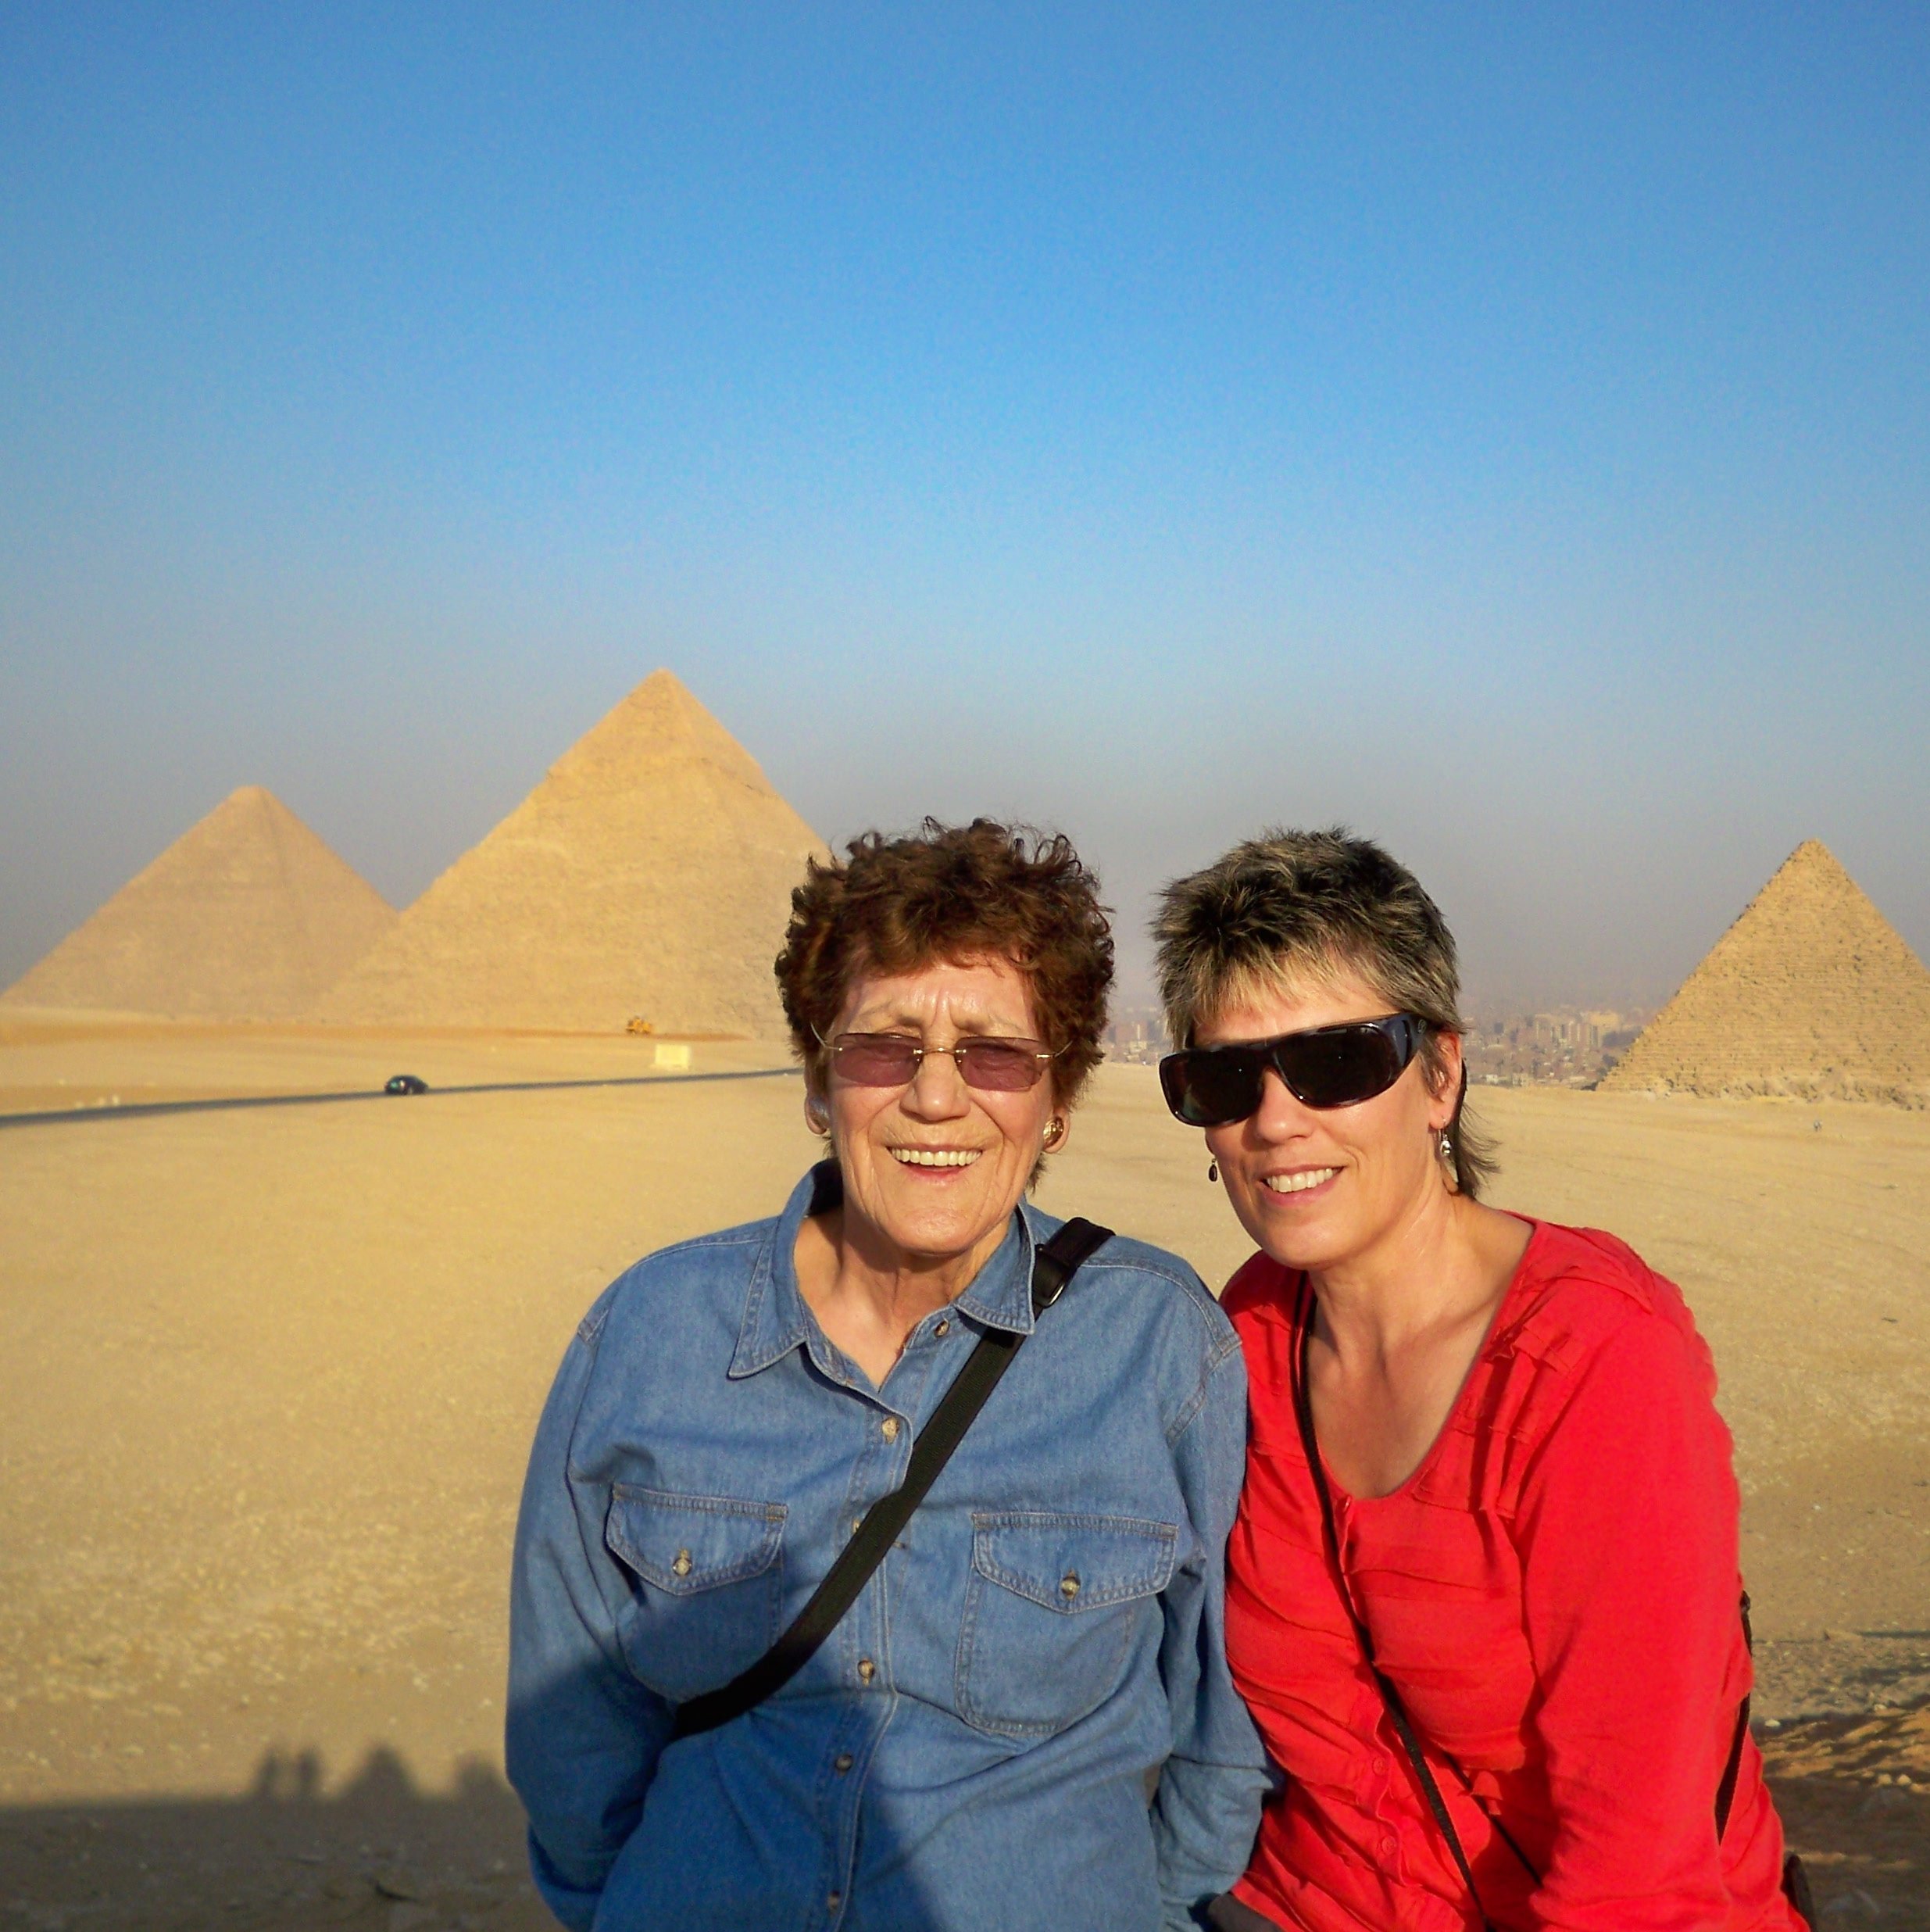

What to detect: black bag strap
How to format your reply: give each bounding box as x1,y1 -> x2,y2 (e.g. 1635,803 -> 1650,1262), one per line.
1714,1593 -> 1753,1839
670,1206 -> 1113,1741
1291,1275 -> 1759,1927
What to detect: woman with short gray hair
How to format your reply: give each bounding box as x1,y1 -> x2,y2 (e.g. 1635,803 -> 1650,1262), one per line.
1154,828 -> 1808,1931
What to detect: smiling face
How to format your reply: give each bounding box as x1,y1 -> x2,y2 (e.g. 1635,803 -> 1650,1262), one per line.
1195,965 -> 1459,1278
817,954 -> 1061,1278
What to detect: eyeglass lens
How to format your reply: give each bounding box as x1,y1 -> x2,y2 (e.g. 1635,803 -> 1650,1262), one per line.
831,1033 -> 1049,1092
1160,1019 -> 1415,1125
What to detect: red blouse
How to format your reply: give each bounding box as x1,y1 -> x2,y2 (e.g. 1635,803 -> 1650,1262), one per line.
1221,1221 -> 1803,1932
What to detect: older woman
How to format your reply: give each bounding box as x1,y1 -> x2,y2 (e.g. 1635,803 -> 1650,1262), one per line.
508,819 -> 1267,1932
1153,829 -> 1808,1932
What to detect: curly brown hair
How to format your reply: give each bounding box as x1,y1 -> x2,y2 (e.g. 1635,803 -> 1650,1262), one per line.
775,818 -> 1113,1111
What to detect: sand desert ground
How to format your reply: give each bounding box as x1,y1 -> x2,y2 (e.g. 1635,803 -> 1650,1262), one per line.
2,1015 -> 1927,1928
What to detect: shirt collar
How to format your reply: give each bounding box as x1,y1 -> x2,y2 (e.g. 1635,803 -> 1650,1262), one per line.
952,1204 -> 1037,1336
727,1162 -> 1042,1379
728,1163 -> 835,1379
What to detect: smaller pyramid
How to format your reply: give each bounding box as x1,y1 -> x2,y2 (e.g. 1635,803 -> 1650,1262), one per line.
1602,842 -> 1930,1104
2,787 -> 398,1020
316,671 -> 827,1036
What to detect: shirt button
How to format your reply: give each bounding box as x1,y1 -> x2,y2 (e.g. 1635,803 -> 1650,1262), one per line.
1059,1572 -> 1081,1601
1379,1834 -> 1398,1860
857,1657 -> 876,1684
834,1751 -> 855,1774
827,1892 -> 842,1912
851,1517 -> 863,1537
881,1415 -> 900,1441
935,1318 -> 949,1336
671,1549 -> 692,1578
1372,1754 -> 1388,1775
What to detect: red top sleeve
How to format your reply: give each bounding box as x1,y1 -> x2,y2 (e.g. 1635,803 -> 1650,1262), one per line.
1512,1307 -> 1743,1928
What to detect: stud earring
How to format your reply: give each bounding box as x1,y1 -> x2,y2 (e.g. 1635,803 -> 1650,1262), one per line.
804,1097 -> 831,1136
1207,1159 -> 1219,1183
1042,1117 -> 1066,1150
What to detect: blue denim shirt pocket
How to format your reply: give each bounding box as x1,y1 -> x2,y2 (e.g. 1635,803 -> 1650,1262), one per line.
956,1512 -> 1178,1740
605,1486 -> 788,1704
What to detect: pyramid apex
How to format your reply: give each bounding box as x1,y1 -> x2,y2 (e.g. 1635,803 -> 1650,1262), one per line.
1778,837 -> 1839,869
544,671 -> 770,795
609,668 -> 714,731
617,667 -> 708,718
1757,839 -> 1864,904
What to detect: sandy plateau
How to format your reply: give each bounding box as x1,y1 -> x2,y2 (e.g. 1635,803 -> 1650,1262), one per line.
1,1018 -> 1925,1927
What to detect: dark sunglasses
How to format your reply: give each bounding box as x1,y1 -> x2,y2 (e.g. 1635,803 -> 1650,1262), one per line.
1159,1014 -> 1426,1125
823,1031 -> 1058,1093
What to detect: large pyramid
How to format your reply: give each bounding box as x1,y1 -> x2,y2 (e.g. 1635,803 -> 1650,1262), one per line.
316,671 -> 827,1036
2,786 -> 397,1020
1602,841 -> 1930,1104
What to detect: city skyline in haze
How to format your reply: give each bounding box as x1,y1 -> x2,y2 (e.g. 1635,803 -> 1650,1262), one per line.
3,6 -> 1925,1010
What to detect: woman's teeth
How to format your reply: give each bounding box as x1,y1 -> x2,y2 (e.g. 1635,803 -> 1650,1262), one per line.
1262,1167 -> 1338,1195
890,1147 -> 981,1168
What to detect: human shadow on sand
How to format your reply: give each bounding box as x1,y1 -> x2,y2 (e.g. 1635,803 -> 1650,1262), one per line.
5,1708 -> 1923,1932
0,1745 -> 552,1932
1760,1696 -> 1930,1930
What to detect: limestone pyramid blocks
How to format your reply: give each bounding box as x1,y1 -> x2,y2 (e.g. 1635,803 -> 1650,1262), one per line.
1602,842 -> 1930,1105
314,671 -> 827,1036
2,786 -> 398,1021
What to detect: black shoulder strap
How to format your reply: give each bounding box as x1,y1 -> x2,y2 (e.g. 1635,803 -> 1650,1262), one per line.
1714,1592 -> 1753,1839
670,1211 -> 1113,1741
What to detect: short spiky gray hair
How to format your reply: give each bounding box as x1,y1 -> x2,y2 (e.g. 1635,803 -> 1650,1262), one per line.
1153,827 -> 1495,1197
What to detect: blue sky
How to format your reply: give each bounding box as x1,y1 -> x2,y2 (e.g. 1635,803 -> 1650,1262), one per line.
3,4 -> 1925,1006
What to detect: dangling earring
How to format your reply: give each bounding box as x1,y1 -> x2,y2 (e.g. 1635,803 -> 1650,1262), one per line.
1437,1130 -> 1453,1163
1207,1159 -> 1219,1183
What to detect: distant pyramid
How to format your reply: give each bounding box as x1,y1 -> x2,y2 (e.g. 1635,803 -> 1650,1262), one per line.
1602,841 -> 1930,1104
317,671 -> 827,1036
2,786 -> 397,1020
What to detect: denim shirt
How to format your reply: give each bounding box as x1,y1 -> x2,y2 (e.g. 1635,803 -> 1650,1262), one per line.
507,1164 -> 1267,1932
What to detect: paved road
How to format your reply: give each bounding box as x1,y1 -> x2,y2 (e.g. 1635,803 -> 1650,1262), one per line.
0,1063 -> 799,1129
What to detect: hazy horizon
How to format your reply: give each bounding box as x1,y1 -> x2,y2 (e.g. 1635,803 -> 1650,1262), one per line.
4,8 -> 1925,1013
1,667 -> 1908,1018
